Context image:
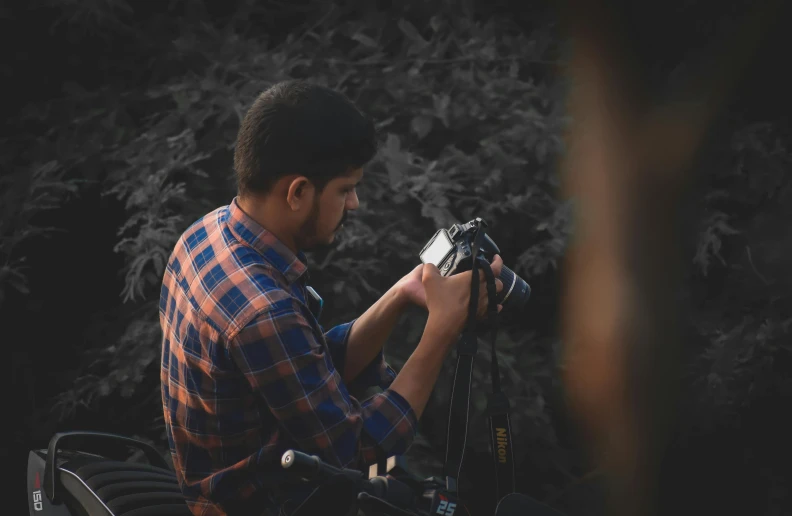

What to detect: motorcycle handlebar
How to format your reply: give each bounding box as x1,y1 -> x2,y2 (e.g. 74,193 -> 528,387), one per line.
280,449 -> 365,482
279,450 -> 422,516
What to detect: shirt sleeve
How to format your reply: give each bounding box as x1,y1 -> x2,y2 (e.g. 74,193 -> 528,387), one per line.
228,297 -> 418,469
323,320 -> 398,391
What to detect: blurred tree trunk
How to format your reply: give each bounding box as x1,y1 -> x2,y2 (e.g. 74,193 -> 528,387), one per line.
557,1 -> 777,515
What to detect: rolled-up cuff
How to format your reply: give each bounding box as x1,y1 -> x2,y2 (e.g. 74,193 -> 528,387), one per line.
348,349 -> 398,391
323,319 -> 356,377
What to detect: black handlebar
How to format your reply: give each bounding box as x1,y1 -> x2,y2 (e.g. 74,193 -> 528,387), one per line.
280,449 -> 365,483
279,450 -> 425,516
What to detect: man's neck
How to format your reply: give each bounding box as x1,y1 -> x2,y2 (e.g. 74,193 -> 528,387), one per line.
236,195 -> 300,254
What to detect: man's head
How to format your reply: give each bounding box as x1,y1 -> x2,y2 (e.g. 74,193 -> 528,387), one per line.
234,80 -> 377,252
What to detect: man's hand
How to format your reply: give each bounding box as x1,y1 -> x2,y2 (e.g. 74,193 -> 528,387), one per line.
422,255 -> 504,335
389,255 -> 505,418
395,264 -> 427,309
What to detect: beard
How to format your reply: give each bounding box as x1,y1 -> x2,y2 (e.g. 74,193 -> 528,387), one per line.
298,198 -> 346,252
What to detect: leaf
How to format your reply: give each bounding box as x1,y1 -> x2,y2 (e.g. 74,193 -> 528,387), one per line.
351,32 -> 378,48
99,381 -> 111,397
693,211 -> 740,275
8,275 -> 29,294
536,140 -> 548,164
398,19 -> 429,56
385,161 -> 405,189
432,93 -> 451,127
509,60 -> 520,79
375,117 -> 395,130
385,133 -> 401,154
480,38 -> 498,60
410,115 -> 434,140
397,19 -> 427,45
392,192 -> 408,204
348,287 -> 361,305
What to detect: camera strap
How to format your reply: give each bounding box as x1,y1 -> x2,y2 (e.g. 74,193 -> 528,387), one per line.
481,262 -> 516,503
443,224 -> 515,503
442,227 -> 485,492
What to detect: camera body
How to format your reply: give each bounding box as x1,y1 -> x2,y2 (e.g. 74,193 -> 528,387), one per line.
418,218 -> 498,277
418,217 -> 531,312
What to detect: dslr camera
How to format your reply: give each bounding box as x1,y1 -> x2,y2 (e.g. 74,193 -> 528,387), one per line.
418,217 -> 531,313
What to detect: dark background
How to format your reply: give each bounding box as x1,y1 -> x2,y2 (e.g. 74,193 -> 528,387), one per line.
3,1 -> 791,514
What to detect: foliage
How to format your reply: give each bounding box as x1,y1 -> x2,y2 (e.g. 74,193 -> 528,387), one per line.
0,155 -> 80,306
52,306 -> 161,418
687,122 -> 792,427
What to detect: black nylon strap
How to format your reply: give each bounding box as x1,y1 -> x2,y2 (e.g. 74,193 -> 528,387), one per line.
480,261 -> 516,499
443,349 -> 474,489
488,399 -> 515,500
442,222 -> 517,501
443,224 -> 487,491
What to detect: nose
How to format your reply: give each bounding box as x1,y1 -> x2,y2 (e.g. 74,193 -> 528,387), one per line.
346,189 -> 359,210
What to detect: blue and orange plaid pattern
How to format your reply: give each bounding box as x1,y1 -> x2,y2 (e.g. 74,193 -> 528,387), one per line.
159,198 -> 418,515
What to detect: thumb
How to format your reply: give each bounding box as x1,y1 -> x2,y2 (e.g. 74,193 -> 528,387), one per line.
422,262 -> 441,283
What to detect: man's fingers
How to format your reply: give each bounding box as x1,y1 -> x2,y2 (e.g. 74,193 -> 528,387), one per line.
476,255 -> 504,280
477,303 -> 503,318
491,254 -> 504,277
477,274 -> 503,293
422,263 -> 441,283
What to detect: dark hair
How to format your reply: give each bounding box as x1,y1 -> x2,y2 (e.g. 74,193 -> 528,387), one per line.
234,79 -> 378,197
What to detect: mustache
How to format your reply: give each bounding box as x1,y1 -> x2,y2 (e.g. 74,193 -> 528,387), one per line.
337,212 -> 348,229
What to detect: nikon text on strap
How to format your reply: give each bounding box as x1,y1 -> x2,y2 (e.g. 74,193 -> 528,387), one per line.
442,221 -> 515,503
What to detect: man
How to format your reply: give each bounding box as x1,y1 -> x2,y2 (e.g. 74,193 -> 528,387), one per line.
159,79 -> 503,515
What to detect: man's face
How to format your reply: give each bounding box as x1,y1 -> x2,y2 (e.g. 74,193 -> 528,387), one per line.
298,167 -> 363,251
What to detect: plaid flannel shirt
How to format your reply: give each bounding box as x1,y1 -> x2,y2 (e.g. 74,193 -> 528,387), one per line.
159,198 -> 418,515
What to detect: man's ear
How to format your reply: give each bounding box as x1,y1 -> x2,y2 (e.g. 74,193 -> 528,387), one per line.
286,176 -> 314,211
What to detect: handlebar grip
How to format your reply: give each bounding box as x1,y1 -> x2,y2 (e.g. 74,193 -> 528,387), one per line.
282,450 -> 325,479
281,449 -> 358,483
281,450 -> 427,515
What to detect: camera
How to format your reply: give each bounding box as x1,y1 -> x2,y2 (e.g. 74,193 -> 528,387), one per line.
418,217 -> 531,313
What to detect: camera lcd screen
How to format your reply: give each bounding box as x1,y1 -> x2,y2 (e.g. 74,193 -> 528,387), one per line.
420,230 -> 454,266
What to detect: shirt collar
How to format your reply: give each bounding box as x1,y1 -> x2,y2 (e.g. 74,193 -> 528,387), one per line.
226,197 -> 309,285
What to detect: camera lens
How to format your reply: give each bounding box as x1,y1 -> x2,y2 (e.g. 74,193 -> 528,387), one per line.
495,265 -> 531,312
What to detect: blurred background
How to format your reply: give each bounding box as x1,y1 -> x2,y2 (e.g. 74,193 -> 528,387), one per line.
2,0 -> 791,514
